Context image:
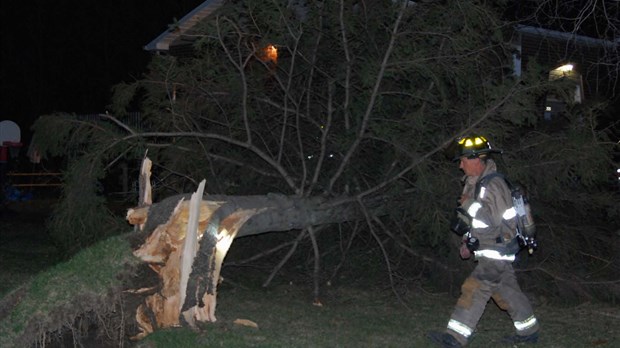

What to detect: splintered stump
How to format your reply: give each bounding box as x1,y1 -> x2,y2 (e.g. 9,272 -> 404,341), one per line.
126,182 -> 261,340
124,156 -> 380,340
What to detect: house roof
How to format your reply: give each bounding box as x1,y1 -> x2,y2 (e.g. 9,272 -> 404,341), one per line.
145,5 -> 619,54
144,0 -> 226,53
515,25 -> 618,48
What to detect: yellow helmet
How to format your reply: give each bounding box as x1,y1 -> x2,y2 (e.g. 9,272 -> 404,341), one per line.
452,135 -> 502,161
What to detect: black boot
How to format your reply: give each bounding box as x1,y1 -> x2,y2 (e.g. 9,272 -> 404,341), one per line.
501,331 -> 539,344
427,331 -> 463,348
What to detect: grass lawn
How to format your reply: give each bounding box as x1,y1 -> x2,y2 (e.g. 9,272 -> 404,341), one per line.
1,199 -> 619,347
136,278 -> 620,348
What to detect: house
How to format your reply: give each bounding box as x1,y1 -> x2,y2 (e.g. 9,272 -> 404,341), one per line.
144,0 -> 226,56
511,25 -> 619,120
144,2 -> 619,121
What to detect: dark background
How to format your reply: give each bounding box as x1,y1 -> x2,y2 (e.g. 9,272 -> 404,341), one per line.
1,1 -> 617,146
0,0 -> 204,143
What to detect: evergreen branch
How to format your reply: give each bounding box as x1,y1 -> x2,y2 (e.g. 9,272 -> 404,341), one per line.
328,1 -> 407,193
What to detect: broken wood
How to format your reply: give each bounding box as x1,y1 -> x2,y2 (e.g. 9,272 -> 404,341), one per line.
129,193 -> 224,339
127,157 -> 397,339
139,155 -> 152,207
126,206 -> 149,226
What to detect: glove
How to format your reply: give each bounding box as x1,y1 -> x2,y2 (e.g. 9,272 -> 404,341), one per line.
465,236 -> 479,252
450,208 -> 471,236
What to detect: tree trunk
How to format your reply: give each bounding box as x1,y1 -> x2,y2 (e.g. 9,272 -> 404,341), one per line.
126,158 -> 391,339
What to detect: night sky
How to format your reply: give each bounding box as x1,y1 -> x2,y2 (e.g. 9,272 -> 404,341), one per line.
0,0 -> 204,143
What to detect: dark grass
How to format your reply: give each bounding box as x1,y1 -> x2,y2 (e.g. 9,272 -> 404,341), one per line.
0,200 -> 63,299
134,277 -> 620,348
2,200 -> 620,347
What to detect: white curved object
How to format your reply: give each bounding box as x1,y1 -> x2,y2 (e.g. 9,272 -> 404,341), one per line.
0,120 -> 21,143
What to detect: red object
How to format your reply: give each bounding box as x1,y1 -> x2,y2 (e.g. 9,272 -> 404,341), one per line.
1,141 -> 23,162
2,141 -> 22,147
0,145 -> 7,162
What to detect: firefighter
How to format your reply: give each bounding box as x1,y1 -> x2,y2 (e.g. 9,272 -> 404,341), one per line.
428,135 -> 540,347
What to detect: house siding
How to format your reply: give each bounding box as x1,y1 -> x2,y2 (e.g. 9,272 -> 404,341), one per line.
518,30 -> 617,100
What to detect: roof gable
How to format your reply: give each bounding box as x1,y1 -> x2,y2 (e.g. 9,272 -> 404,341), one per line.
144,0 -> 226,52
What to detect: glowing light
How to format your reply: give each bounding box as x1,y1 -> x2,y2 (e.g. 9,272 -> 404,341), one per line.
261,44 -> 278,64
557,64 -> 573,72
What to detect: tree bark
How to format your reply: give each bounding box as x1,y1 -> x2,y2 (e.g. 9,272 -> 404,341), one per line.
127,162 -> 394,339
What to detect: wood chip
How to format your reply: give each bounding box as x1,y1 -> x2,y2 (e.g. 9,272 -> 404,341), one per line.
233,318 -> 259,328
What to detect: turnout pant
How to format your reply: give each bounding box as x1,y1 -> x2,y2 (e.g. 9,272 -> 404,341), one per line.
446,258 -> 539,346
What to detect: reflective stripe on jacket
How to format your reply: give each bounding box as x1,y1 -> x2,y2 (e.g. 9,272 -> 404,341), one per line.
474,249 -> 515,261
461,160 -> 517,252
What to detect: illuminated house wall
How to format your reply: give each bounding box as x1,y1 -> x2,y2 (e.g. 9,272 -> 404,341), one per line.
511,25 -> 619,120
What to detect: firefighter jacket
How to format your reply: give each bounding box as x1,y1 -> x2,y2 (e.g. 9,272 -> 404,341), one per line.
445,159 -> 539,346
460,159 -> 517,260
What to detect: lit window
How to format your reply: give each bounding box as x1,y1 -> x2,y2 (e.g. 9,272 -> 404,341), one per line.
549,63 -> 577,81
557,64 -> 573,72
260,45 -> 278,64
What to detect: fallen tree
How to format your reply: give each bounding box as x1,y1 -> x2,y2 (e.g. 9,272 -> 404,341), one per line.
20,0 -> 619,343
126,157 -> 398,339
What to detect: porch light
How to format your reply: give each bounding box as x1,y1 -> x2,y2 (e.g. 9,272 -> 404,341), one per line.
549,63 -> 576,80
